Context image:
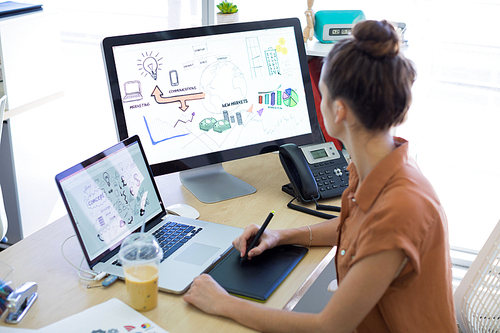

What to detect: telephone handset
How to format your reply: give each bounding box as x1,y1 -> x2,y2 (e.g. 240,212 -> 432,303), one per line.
279,142 -> 349,202
279,144 -> 320,202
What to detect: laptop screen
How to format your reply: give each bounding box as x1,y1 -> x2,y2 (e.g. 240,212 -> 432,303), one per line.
55,136 -> 165,266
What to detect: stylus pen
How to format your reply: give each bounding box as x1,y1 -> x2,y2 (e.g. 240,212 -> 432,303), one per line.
240,211 -> 275,264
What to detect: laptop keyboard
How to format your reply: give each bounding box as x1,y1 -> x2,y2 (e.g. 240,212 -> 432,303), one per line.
154,222 -> 203,262
112,222 -> 202,266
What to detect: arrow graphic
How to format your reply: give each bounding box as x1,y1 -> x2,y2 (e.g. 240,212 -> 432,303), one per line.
174,112 -> 196,128
151,86 -> 206,111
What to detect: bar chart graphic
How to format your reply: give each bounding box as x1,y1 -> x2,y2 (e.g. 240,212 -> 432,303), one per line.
258,87 -> 298,107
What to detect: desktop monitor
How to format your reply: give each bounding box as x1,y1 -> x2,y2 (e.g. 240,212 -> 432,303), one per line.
102,18 -> 323,203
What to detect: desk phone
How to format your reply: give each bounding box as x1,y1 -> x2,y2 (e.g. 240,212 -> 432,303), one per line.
279,142 -> 349,202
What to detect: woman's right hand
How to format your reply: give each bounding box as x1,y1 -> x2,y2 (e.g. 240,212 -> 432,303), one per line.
232,224 -> 281,260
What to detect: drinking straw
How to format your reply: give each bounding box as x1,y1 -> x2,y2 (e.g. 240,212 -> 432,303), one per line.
135,191 -> 148,263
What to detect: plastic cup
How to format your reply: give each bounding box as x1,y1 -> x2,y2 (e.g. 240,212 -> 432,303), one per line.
118,234 -> 163,311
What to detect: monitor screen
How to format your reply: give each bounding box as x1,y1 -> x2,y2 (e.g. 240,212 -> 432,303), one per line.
102,18 -> 323,202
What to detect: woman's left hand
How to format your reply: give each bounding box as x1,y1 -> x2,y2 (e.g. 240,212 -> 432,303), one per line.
183,274 -> 231,316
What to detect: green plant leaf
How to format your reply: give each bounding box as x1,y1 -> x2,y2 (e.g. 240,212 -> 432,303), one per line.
217,1 -> 238,13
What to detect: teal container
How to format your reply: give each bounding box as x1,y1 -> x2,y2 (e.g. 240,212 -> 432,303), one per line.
314,10 -> 366,43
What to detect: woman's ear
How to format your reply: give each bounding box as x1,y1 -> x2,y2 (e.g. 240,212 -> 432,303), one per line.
333,99 -> 348,124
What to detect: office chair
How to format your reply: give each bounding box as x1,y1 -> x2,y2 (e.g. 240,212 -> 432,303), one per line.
455,218 -> 500,333
0,95 -> 8,243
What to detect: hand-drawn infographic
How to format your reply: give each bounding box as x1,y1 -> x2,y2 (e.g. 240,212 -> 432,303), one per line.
82,160 -> 144,246
112,27 -> 312,165
64,145 -> 161,260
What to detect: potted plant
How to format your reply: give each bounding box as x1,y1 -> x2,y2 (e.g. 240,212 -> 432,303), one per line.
216,1 -> 239,25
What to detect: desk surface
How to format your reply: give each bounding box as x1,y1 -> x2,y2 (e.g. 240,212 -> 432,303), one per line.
0,152 -> 340,332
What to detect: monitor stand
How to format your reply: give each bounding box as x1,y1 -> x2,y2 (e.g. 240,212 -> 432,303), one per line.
179,164 -> 256,203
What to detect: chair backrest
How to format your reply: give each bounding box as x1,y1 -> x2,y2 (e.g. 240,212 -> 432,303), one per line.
0,95 -> 7,241
455,219 -> 500,333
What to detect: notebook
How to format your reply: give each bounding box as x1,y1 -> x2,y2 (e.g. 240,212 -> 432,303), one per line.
55,135 -> 242,294
5,298 -> 170,333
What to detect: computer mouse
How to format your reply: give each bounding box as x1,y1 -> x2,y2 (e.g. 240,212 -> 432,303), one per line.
166,203 -> 200,219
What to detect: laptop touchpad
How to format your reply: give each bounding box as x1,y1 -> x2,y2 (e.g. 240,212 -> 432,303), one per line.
174,243 -> 220,266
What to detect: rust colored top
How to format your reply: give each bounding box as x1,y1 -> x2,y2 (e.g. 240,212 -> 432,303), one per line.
336,137 -> 457,332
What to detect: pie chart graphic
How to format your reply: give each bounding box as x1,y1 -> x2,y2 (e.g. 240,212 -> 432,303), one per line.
282,88 -> 298,107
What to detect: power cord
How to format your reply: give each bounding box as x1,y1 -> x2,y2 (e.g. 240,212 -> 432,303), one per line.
287,197 -> 339,219
61,235 -> 106,281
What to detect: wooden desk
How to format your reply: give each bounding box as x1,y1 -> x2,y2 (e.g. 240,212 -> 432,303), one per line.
0,152 -> 340,332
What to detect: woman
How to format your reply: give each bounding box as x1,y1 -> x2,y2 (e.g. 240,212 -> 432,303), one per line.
184,20 -> 457,332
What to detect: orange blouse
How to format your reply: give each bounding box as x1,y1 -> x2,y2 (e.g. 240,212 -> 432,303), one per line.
336,137 -> 457,332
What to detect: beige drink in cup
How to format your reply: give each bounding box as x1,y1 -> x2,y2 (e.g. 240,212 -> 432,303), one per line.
119,234 -> 163,311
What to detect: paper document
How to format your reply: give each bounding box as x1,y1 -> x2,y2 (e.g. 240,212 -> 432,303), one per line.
1,298 -> 169,333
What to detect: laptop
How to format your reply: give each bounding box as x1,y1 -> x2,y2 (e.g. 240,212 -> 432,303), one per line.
55,135 -> 242,294
122,80 -> 143,103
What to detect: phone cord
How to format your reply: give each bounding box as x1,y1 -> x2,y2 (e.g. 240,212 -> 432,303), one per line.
287,197 -> 337,219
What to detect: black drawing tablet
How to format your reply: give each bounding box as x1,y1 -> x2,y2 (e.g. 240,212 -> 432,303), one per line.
208,245 -> 308,302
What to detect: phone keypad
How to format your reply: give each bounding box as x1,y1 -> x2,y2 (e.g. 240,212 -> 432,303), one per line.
312,162 -> 349,199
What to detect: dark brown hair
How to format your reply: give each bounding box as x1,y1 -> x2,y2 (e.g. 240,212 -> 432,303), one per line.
322,20 -> 416,131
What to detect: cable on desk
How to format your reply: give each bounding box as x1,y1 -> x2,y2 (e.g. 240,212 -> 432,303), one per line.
313,197 -> 341,213
287,197 -> 338,219
61,235 -> 106,281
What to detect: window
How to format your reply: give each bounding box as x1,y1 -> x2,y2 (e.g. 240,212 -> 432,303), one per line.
231,0 -> 500,253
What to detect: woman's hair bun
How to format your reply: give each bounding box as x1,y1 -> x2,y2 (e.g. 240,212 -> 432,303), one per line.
352,20 -> 399,58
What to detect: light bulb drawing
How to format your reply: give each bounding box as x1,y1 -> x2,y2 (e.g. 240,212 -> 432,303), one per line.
143,57 -> 158,80
138,52 -> 162,80
103,172 -> 110,186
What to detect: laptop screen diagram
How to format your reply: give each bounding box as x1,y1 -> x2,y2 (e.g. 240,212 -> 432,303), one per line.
57,138 -> 164,265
